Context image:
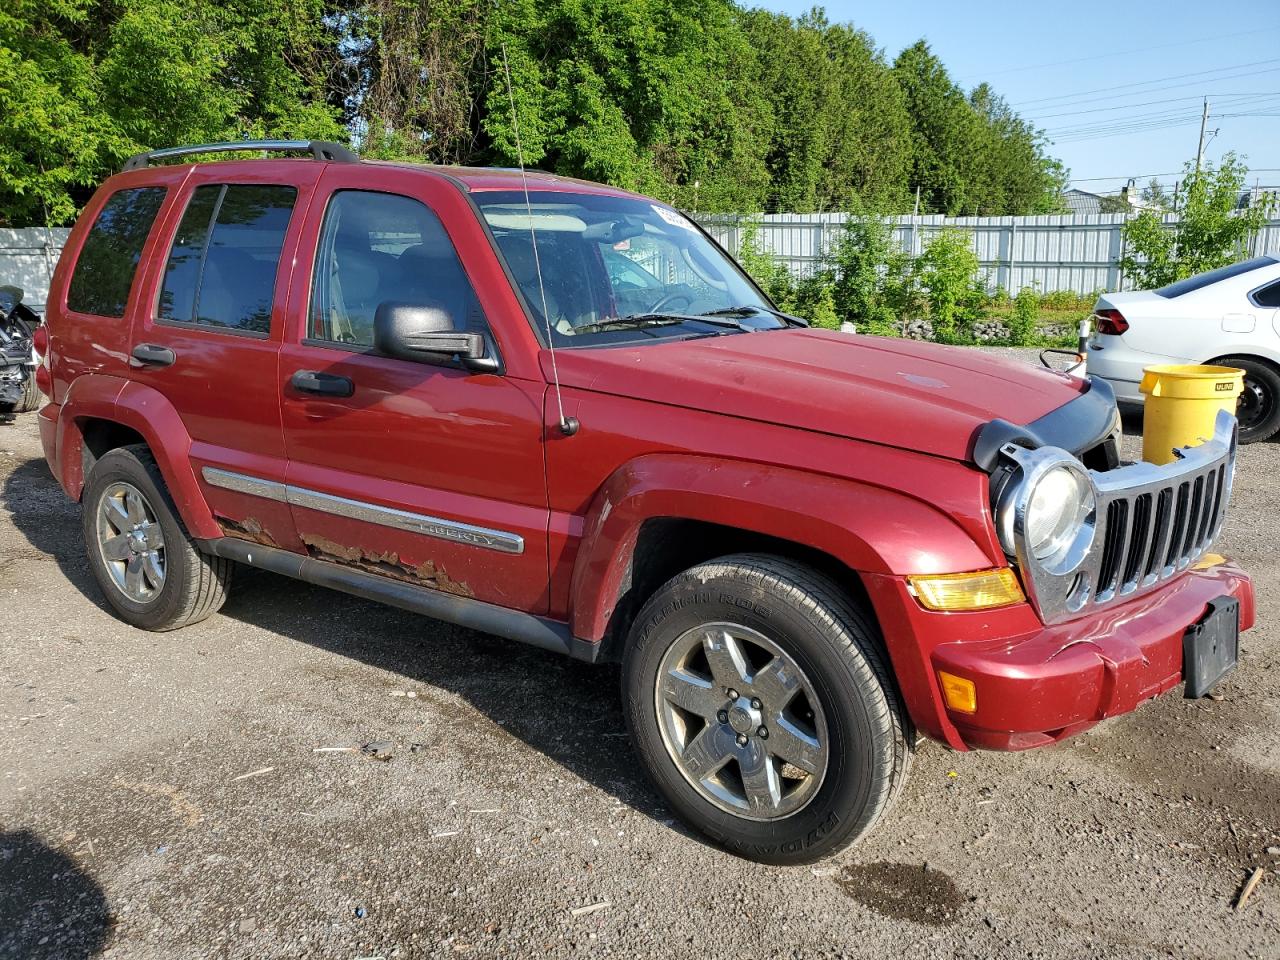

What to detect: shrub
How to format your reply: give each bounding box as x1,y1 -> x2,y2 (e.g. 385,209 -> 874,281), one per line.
1119,153 -> 1277,289
802,283 -> 841,330
1010,286 -> 1038,345
824,213 -> 914,329
736,222 -> 798,311
914,229 -> 986,340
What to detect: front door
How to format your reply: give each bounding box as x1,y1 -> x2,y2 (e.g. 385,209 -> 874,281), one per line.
277,171 -> 550,612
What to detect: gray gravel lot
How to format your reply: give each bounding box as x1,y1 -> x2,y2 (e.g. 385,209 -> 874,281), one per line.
2,349 -> 1278,959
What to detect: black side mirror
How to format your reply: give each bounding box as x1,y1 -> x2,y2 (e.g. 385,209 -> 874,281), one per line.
373,302 -> 486,365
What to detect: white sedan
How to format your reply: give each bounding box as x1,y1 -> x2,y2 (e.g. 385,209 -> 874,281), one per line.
1087,255 -> 1280,442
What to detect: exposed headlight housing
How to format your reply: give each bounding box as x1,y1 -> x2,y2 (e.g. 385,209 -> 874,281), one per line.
996,452 -> 1096,575
1024,465 -> 1096,566
990,409 -> 1236,623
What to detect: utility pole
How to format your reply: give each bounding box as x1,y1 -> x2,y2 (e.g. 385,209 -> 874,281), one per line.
1195,97 -> 1210,172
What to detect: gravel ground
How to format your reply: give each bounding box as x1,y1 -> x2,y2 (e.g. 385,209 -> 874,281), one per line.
2,349 -> 1278,959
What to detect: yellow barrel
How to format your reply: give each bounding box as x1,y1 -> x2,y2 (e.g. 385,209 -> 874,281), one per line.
1139,364 -> 1243,465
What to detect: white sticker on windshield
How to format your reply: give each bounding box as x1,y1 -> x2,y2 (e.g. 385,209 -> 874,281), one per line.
651,204 -> 695,231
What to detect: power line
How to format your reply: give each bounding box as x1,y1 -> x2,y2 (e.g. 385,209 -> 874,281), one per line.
1010,58 -> 1280,108
1042,96 -> 1280,140
1049,107 -> 1280,143
1068,168 -> 1280,184
1028,92 -> 1280,121
956,27 -> 1274,81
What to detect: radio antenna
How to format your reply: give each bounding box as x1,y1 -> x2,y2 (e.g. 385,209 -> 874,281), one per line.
500,43 -> 577,436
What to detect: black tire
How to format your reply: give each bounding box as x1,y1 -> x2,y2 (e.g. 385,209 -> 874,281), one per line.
82,444 -> 232,631
1217,356 -> 1280,444
15,373 -> 40,413
622,553 -> 912,864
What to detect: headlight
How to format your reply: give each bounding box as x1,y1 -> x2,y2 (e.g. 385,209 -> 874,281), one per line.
996,456 -> 1096,572
1025,466 -> 1094,562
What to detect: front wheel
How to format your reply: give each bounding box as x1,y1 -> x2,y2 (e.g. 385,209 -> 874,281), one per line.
622,554 -> 912,864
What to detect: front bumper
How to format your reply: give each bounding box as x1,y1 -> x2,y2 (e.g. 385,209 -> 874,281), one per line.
866,561 -> 1254,752
939,562 -> 1252,749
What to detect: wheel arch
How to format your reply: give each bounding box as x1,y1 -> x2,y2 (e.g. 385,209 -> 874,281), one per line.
1202,347 -> 1280,371
55,376 -> 220,539
569,454 -> 995,662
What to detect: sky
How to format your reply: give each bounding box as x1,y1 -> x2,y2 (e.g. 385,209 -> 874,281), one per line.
757,0 -> 1280,195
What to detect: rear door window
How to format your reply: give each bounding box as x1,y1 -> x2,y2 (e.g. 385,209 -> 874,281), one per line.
66,187 -> 167,317
157,184 -> 297,335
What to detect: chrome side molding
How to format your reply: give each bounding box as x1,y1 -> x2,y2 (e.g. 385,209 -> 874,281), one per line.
201,467 -> 525,555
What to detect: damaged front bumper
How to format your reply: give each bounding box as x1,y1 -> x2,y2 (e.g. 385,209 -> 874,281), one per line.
931,560 -> 1254,750
865,558 -> 1253,752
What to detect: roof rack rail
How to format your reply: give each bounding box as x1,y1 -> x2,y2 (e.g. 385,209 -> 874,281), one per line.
122,139 -> 359,172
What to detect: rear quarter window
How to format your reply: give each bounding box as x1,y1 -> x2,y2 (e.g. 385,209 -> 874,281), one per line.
66,187 -> 167,317
1251,279 -> 1280,308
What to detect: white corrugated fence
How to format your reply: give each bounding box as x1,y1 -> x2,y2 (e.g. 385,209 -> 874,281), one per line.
4,214 -> 1280,310
0,228 -> 72,313
695,212 -> 1280,296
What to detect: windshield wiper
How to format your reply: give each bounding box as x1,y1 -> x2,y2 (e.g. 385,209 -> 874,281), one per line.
698,305 -> 808,327
571,313 -> 748,335
569,315 -> 686,335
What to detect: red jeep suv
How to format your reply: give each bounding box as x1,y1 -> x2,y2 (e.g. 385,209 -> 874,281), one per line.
36,140 -> 1252,863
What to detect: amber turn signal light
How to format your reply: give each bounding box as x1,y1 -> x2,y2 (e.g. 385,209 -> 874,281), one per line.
906,567 -> 1024,612
938,671 -> 977,714
1192,553 -> 1226,571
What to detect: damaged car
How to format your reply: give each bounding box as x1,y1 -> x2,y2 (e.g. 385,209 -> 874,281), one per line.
35,141 -> 1252,863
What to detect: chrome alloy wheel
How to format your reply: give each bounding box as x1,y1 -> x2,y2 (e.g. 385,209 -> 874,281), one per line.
654,622 -> 829,820
95,481 -> 166,603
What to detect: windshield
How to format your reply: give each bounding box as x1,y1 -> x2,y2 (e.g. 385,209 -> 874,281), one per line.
475,191 -> 780,346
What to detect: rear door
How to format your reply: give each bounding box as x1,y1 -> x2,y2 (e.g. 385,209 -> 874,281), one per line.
277,166 -> 551,612
126,163 -> 322,550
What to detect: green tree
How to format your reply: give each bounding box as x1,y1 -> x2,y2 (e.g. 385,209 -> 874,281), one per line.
1119,154 -> 1277,289
738,9 -> 911,213
1140,178 -> 1173,211
893,43 -> 1064,215
0,0 -> 341,226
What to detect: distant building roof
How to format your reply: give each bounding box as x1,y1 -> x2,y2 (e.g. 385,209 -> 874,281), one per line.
1062,189 -> 1104,215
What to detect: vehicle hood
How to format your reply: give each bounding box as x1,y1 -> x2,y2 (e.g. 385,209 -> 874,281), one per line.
545,329 -> 1088,461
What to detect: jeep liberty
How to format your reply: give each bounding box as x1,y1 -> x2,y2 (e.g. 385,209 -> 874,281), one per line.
35,140 -> 1252,863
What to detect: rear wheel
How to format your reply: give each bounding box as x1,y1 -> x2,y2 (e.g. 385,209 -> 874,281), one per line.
1217,356 -> 1280,443
15,372 -> 40,412
622,553 -> 912,864
82,445 -> 232,631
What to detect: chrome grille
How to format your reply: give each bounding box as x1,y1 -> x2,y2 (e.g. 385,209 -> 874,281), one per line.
1092,460 -> 1229,604
996,409 -> 1236,624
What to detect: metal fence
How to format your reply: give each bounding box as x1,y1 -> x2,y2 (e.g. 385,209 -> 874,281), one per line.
0,228 -> 71,313
5,213 -> 1280,308
695,212 -> 1280,297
